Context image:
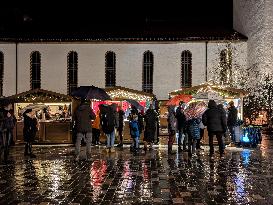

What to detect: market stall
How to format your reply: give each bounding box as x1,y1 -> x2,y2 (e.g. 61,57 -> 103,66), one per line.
104,86 -> 155,143
169,82 -> 249,144
9,89 -> 73,144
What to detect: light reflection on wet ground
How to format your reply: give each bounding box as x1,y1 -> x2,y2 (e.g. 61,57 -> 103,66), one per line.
0,137 -> 273,205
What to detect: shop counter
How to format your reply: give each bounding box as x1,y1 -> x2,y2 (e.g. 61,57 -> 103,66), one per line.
15,121 -> 72,144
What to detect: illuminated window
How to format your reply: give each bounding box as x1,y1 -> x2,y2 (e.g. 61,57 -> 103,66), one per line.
30,51 -> 41,90
67,51 -> 78,95
142,51 -> 154,93
181,50 -> 192,88
0,52 -> 3,96
105,51 -> 116,87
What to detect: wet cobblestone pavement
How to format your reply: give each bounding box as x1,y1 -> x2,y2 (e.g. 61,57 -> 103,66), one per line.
1,136 -> 273,205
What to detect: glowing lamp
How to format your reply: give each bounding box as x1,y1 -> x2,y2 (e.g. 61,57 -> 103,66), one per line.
241,132 -> 250,143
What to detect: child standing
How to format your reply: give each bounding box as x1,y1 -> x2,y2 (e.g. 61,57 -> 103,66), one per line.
129,114 -> 140,153
187,118 -> 201,157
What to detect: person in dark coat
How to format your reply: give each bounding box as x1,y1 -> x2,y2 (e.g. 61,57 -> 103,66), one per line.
73,100 -> 96,161
100,104 -> 117,153
143,104 -> 158,151
3,103 -> 16,146
175,101 -> 187,152
0,107 -> 7,163
202,100 -> 227,157
227,101 -> 238,144
23,109 -> 38,158
116,106 -> 125,147
218,103 -> 227,150
0,103 -> 16,162
187,118 -> 201,157
167,105 -> 176,154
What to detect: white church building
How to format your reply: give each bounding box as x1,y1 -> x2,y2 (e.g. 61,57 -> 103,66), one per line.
0,0 -> 272,100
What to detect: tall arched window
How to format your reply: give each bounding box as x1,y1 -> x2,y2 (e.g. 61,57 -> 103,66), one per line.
0,52 -> 3,96
105,51 -> 116,87
181,50 -> 192,88
142,51 -> 154,93
30,51 -> 41,90
219,49 -> 232,84
67,51 -> 78,95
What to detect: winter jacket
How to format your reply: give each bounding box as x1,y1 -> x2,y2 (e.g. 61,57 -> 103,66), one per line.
74,104 -> 96,133
175,106 -> 187,129
129,118 -> 140,138
0,109 -> 5,132
202,100 -> 227,133
23,113 -> 38,142
167,106 -> 176,135
100,105 -> 116,134
187,118 -> 201,139
92,111 -> 101,130
118,110 -> 125,129
227,106 -> 238,126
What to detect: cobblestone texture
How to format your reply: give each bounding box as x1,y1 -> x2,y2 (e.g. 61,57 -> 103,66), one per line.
1,136 -> 273,205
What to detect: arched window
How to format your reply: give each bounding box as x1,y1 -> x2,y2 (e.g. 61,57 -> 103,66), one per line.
142,51 -> 154,93
67,51 -> 78,95
0,52 -> 3,96
219,49 -> 232,84
30,51 -> 41,90
105,51 -> 116,87
181,50 -> 192,88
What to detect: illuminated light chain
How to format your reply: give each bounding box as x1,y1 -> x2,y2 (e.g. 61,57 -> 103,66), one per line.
107,89 -> 153,101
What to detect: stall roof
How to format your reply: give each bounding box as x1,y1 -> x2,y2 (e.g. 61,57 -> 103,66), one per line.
169,82 -> 249,98
8,89 -> 72,103
104,86 -> 155,101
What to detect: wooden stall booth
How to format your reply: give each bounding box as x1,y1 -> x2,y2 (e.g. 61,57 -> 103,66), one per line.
9,89 -> 73,144
103,86 -> 155,143
169,82 -> 249,144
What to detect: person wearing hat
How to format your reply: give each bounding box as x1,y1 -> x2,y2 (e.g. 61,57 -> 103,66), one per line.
23,109 -> 38,158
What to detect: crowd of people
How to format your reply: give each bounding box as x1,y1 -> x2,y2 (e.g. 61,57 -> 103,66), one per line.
167,100 -> 238,158
71,98 -> 238,161
72,100 -> 159,161
0,98 -> 238,163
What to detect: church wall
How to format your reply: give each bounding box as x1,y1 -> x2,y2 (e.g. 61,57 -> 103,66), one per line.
0,43 -> 16,96
2,41 -> 246,100
16,42 -> 207,100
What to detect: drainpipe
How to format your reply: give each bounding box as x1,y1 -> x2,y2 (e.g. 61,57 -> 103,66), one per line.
205,41 -> 208,82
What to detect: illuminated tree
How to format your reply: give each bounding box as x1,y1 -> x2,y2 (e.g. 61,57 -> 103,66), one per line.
260,75 -> 273,124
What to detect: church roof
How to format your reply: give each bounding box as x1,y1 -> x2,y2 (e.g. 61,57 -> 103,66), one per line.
0,28 -> 247,42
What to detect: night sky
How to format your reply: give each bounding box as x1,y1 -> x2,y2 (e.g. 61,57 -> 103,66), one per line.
0,1 -> 233,33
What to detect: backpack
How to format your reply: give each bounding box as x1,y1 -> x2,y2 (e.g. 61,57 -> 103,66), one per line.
130,120 -> 139,137
100,106 -> 116,134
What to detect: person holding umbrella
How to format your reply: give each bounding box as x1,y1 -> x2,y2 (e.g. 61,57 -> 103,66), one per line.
184,101 -> 206,157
